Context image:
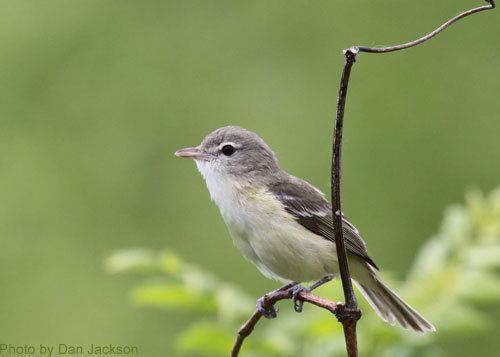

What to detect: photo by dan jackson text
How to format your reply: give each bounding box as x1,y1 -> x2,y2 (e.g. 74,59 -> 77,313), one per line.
0,344 -> 139,356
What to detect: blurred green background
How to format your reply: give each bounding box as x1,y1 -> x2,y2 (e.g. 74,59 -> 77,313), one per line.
0,0 -> 498,356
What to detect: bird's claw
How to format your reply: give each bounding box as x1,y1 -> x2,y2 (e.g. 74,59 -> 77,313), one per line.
256,296 -> 277,319
290,284 -> 309,313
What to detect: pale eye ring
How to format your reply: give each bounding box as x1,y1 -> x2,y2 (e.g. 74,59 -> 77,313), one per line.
221,144 -> 235,156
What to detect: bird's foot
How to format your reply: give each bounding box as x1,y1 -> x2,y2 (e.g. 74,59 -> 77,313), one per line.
290,276 -> 334,313
290,284 -> 309,313
256,295 -> 277,319
256,282 -> 299,319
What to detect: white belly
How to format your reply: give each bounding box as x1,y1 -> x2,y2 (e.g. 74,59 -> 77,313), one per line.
229,217 -> 340,283
200,171 -> 339,282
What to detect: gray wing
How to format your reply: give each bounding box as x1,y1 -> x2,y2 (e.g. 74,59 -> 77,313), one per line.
269,176 -> 379,270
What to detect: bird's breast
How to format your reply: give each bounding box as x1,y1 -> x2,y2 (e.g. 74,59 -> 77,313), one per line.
201,175 -> 338,282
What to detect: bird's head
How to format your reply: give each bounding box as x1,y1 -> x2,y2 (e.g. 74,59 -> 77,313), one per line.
175,126 -> 280,182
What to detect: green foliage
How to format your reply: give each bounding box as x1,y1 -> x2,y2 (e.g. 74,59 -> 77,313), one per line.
107,189 -> 500,356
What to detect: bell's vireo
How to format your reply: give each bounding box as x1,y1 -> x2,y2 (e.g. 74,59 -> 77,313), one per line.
175,126 -> 435,333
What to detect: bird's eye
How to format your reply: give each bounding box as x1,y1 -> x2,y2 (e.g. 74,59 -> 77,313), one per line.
221,144 -> 235,156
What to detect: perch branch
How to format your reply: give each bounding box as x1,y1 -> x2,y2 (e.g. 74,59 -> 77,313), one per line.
231,1 -> 495,356
331,50 -> 361,357
231,288 -> 340,357
331,1 -> 494,356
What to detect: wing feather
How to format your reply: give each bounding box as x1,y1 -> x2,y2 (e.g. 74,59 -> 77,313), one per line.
269,176 -> 378,270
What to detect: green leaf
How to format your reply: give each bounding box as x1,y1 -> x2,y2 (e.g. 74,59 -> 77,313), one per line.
180,265 -> 218,293
433,304 -> 487,333
131,280 -> 216,312
159,250 -> 183,274
176,322 -> 234,356
214,283 -> 254,322
407,237 -> 449,281
459,271 -> 500,303
105,248 -> 182,274
465,246 -> 500,269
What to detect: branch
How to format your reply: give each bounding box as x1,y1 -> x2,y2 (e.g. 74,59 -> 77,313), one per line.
231,2 -> 495,356
351,0 -> 495,55
231,288 -> 340,357
331,1 -> 494,356
331,50 -> 361,357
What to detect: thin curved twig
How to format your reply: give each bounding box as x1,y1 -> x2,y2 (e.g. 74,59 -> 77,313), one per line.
231,288 -> 341,357
349,0 -> 495,55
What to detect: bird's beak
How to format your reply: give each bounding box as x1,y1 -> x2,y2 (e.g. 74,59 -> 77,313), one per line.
175,146 -> 205,159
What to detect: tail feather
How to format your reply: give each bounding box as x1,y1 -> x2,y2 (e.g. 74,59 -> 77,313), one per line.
354,276 -> 435,333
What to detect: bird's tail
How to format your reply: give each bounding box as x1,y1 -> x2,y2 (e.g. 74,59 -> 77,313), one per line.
353,268 -> 435,333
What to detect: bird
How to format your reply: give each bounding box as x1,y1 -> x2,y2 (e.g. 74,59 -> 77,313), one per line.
175,126 -> 435,332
